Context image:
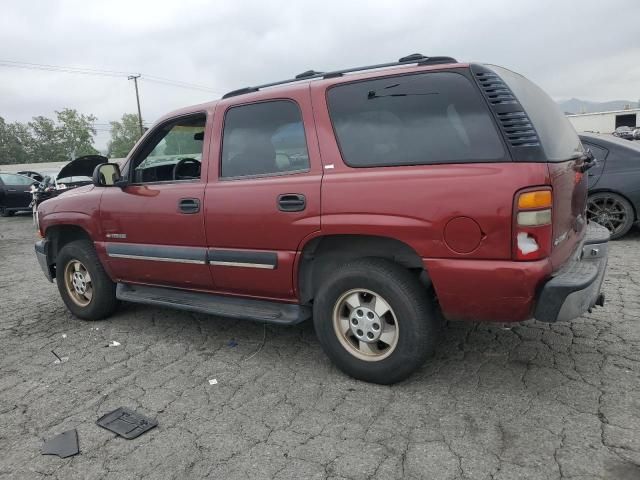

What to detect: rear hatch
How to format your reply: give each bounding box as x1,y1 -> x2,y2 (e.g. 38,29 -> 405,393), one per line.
482,65 -> 588,270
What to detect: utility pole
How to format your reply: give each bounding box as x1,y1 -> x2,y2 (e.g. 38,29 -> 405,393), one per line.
128,74 -> 144,137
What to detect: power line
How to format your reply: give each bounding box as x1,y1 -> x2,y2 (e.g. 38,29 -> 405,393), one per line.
0,59 -> 220,94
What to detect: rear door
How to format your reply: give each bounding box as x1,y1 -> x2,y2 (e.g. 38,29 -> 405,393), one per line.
203,86 -> 322,300
0,173 -> 34,208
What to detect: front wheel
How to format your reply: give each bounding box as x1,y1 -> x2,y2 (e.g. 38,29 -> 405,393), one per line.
56,240 -> 119,320
587,192 -> 635,240
313,258 -> 437,384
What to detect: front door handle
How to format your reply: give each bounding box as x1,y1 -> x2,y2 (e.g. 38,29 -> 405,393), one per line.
277,194 -> 306,212
178,198 -> 200,214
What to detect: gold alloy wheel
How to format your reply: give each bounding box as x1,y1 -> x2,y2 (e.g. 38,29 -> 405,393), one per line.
332,288 -> 399,362
63,259 -> 93,307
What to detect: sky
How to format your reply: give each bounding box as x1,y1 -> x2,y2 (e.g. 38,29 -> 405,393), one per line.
1,0 -> 639,151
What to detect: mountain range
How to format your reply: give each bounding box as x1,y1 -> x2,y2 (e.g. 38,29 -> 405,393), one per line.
557,98 -> 639,114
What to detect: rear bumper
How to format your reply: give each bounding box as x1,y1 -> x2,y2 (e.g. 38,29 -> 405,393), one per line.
534,223 -> 609,322
424,223 -> 610,323
35,239 -> 54,282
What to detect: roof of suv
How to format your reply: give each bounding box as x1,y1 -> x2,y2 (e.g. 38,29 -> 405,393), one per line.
157,54 -> 466,123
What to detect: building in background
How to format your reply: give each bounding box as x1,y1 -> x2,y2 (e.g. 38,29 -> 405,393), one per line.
567,108 -> 640,133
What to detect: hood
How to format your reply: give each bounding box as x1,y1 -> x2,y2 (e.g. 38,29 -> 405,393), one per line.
56,155 -> 108,180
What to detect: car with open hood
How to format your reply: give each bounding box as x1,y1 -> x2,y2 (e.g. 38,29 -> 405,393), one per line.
31,155 -> 108,210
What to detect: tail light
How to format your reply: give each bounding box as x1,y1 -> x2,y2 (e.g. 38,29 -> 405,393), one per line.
513,188 -> 552,261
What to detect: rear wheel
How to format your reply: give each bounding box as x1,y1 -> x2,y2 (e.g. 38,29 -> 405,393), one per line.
56,240 -> 118,320
587,192 -> 634,240
313,258 -> 437,384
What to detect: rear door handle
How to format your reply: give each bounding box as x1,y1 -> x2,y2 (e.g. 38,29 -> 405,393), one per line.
178,198 -> 200,214
277,194 -> 306,212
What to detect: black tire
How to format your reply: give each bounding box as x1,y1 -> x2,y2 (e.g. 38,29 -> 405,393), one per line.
313,258 -> 437,384
0,208 -> 14,217
56,240 -> 118,320
587,192 -> 635,240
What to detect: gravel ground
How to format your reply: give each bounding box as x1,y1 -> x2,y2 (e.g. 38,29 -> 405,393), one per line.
1,213 -> 639,480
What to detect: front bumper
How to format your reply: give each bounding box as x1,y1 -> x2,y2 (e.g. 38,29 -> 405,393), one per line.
534,223 -> 609,322
35,239 -> 54,282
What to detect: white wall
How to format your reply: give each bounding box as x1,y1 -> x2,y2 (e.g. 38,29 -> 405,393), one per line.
567,109 -> 639,133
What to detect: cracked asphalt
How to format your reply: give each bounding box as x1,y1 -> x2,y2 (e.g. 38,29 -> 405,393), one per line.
1,214 -> 639,479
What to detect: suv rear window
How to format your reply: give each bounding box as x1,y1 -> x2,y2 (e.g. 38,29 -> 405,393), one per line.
327,72 -> 506,167
490,66 -> 583,161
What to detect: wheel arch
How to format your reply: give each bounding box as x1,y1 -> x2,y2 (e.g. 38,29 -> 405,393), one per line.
44,224 -> 93,278
297,234 -> 429,304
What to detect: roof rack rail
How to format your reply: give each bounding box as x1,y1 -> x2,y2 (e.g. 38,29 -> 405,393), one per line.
222,53 -> 457,99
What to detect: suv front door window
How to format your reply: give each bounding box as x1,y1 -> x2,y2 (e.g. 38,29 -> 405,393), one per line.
131,118 -> 205,183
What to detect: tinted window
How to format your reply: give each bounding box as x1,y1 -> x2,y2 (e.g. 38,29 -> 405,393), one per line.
491,66 -> 583,161
327,72 -> 505,167
221,101 -> 309,178
132,115 -> 205,183
582,142 -> 608,163
0,173 -> 34,185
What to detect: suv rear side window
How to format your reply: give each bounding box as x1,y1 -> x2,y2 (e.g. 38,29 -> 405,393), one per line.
221,100 -> 309,178
490,66 -> 583,161
327,72 -> 505,167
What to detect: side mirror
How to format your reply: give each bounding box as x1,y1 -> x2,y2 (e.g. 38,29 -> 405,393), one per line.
93,163 -> 124,187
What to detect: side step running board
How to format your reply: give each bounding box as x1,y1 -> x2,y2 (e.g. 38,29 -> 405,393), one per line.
116,283 -> 310,325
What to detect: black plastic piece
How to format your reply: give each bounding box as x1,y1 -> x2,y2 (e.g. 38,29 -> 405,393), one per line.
399,53 -> 427,62
470,63 -> 542,163
208,249 -> 278,268
222,54 -> 458,98
116,283 -> 311,324
277,193 -> 306,212
41,429 -> 79,458
222,87 -> 259,99
295,70 -> 323,79
417,56 -> 458,65
97,407 -> 157,439
178,198 -> 200,214
584,222 -> 611,245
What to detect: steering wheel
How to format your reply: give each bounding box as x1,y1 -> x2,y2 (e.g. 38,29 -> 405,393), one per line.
173,158 -> 201,180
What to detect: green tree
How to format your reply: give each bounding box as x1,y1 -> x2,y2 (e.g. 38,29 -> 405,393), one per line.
0,117 -> 30,164
28,115 -> 65,162
56,109 -> 99,158
107,114 -> 142,158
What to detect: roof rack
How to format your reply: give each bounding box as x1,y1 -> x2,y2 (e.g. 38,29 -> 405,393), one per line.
222,53 -> 457,99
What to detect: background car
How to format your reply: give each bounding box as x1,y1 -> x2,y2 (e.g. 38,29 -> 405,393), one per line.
580,133 -> 640,238
17,170 -> 45,182
0,172 -> 37,216
612,126 -> 635,140
30,155 -> 108,211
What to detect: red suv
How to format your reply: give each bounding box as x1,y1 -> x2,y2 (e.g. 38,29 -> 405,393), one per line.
34,54 -> 609,384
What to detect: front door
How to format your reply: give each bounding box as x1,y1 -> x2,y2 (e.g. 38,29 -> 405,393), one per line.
98,112 -> 214,290
0,173 -> 34,209
204,92 -> 322,300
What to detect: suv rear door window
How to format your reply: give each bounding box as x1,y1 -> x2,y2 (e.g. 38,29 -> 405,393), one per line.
326,72 -> 505,167
489,66 -> 583,161
221,100 -> 310,178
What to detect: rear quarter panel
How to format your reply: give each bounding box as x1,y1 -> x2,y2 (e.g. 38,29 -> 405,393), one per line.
309,76 -> 550,260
